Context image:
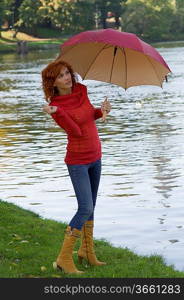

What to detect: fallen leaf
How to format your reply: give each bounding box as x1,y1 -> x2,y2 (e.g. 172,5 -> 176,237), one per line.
41,266 -> 47,272
20,240 -> 29,243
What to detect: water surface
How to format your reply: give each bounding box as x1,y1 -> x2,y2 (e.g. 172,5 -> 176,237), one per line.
0,47 -> 184,271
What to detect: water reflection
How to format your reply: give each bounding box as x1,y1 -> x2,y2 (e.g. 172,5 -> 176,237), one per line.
1,47 -> 184,271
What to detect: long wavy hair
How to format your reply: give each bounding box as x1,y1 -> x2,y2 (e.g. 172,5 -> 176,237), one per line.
41,59 -> 77,102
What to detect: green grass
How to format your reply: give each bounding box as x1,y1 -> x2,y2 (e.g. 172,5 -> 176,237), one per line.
0,42 -> 17,53
0,199 -> 184,278
0,39 -> 65,53
0,30 -> 67,53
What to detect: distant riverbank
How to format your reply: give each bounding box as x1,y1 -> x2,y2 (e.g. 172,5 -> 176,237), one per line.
152,40 -> 184,48
0,30 -> 67,53
1,30 -> 184,54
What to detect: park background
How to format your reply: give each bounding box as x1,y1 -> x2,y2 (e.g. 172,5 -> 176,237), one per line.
0,0 -> 184,46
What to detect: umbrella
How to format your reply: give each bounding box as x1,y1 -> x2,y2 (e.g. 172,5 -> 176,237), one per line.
58,28 -> 171,119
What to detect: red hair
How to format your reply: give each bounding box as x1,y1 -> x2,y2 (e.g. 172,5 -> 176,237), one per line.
41,59 -> 77,102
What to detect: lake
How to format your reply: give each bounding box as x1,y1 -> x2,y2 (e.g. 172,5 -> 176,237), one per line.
0,45 -> 184,272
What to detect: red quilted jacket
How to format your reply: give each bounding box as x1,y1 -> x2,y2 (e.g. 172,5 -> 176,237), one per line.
49,83 -> 102,164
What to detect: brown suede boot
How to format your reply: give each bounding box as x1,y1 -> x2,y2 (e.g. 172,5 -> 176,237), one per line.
56,226 -> 84,274
77,220 -> 106,266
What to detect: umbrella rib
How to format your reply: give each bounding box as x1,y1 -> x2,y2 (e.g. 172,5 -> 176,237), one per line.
59,43 -> 78,57
138,38 -> 169,83
120,47 -> 127,90
109,46 -> 117,83
145,55 -> 163,87
83,43 -> 108,80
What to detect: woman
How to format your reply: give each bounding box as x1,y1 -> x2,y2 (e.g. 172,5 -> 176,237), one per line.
41,59 -> 111,274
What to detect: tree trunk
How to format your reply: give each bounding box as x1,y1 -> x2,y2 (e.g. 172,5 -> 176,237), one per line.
115,15 -> 121,29
102,17 -> 107,28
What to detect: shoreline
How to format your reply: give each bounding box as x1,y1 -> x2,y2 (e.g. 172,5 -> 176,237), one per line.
0,40 -> 63,54
0,30 -> 184,54
1,199 -> 184,278
0,30 -> 67,54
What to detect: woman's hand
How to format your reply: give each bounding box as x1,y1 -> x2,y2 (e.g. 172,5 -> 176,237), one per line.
43,105 -> 57,114
101,97 -> 111,122
101,97 -> 111,113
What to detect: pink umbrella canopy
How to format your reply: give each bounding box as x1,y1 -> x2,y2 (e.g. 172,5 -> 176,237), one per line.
59,29 -> 171,89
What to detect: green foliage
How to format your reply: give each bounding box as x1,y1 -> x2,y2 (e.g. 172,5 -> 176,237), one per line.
95,0 -> 127,28
172,0 -> 184,36
122,0 -> 175,42
44,0 -> 95,33
17,0 -> 41,35
0,0 -> 184,42
70,1 -> 95,32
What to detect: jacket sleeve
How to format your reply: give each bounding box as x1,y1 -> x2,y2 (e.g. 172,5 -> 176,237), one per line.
50,107 -> 82,137
94,108 -> 103,120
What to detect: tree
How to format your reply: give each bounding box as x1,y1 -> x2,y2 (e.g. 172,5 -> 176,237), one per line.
122,0 -> 174,42
107,0 -> 127,29
0,0 -> 5,37
175,0 -> 183,8
38,0 -> 94,33
12,0 -> 23,23
172,0 -> 184,37
11,0 -> 24,37
17,0 -> 41,36
37,0 -> 59,29
71,0 -> 95,32
94,0 -> 127,29
95,0 -> 107,28
0,0 -> 15,30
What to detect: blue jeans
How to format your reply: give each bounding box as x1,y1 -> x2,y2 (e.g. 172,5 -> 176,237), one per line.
67,159 -> 101,230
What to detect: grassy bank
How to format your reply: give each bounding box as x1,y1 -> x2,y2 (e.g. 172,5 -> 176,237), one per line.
1,30 -> 184,54
0,30 -> 67,53
152,40 -> 184,48
0,200 -> 184,278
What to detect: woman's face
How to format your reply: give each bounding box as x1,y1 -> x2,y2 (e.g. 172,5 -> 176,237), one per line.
54,66 -> 72,91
